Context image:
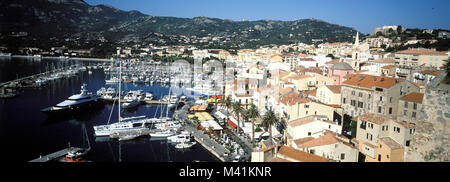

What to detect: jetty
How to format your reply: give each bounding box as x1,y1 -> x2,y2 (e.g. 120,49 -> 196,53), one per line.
29,147 -> 83,162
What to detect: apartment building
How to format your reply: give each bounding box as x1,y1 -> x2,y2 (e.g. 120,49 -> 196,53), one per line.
394,48 -> 448,69
354,113 -> 415,162
397,92 -> 424,124
341,74 -> 420,119
316,85 -> 341,105
285,115 -> 342,144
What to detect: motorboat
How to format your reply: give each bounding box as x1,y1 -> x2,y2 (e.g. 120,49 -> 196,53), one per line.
175,141 -> 197,149
40,84 -> 103,117
105,77 -> 120,84
122,98 -> 140,109
168,131 -> 193,143
143,92 -> 154,101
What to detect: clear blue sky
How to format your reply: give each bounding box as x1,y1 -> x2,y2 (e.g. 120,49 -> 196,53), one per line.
85,0 -> 450,34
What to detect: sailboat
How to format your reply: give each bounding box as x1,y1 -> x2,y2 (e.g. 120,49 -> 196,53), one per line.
93,58 -> 153,137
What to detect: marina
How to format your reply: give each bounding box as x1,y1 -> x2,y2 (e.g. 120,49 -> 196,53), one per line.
0,57 -> 221,162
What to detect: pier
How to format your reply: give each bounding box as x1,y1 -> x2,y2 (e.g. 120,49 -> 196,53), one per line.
29,147 -> 82,162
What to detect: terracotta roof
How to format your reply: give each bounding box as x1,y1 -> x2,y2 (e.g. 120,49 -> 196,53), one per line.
421,70 -> 441,76
299,58 -> 316,62
382,65 -> 395,69
277,146 -> 329,162
288,115 -> 328,128
325,85 -> 341,94
235,94 -> 253,98
298,132 -> 340,148
293,137 -> 315,146
304,89 -> 317,97
396,48 -> 447,55
254,144 -> 282,152
269,157 -> 291,162
279,92 -> 310,106
343,74 -> 404,89
358,113 -> 390,125
380,137 -> 403,150
393,120 -> 416,128
325,60 -> 339,65
370,58 -> 395,64
400,92 -> 424,103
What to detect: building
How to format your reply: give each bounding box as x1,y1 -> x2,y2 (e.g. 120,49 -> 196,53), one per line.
281,92 -> 343,124
327,61 -> 355,85
341,74 -> 420,119
397,92 -> 424,124
316,85 -> 341,105
286,115 -> 342,144
271,146 -> 330,162
294,131 -> 359,162
394,48 -> 448,69
354,113 -> 415,162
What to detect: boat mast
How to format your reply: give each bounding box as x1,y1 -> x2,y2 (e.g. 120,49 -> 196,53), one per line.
118,58 -> 121,123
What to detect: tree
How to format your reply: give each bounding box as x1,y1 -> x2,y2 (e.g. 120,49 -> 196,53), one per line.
223,96 -> 232,127
262,109 -> 279,145
246,104 -> 260,147
232,101 -> 244,133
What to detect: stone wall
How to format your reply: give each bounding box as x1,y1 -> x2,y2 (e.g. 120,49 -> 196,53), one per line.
406,70 -> 450,161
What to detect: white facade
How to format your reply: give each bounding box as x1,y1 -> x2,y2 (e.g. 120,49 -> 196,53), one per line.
287,118 -> 342,140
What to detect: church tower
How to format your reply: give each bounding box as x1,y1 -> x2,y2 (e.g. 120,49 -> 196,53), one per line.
354,32 -> 359,47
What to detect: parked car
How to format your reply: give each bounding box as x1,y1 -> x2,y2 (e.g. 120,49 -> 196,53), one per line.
232,155 -> 241,162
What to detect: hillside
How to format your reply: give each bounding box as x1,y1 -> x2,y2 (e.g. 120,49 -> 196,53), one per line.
0,0 -> 361,50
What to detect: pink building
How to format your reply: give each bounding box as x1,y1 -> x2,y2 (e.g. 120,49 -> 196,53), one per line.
328,62 -> 355,85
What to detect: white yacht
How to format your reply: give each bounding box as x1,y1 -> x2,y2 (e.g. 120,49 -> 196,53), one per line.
105,77 -> 120,84
41,84 -> 102,117
175,141 -> 197,149
122,97 -> 140,109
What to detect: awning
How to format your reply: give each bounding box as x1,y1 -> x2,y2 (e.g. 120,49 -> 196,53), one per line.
228,120 -> 237,129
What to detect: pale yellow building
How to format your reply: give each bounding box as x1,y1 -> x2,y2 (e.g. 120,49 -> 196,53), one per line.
316,85 -> 341,105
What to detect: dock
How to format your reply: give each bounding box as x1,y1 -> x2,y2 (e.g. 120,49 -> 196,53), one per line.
29,147 -> 82,162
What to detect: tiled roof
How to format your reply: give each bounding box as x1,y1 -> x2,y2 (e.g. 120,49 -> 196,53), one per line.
393,120 -> 416,128
325,85 -> 341,94
400,92 -> 424,103
279,92 -> 310,106
288,115 -> 328,128
325,60 -> 339,65
380,137 -> 403,150
343,74 -> 404,89
358,113 -> 390,125
331,62 -> 353,70
298,132 -> 340,148
254,144 -> 282,152
293,137 -> 315,146
421,70 -> 441,76
370,58 -> 395,64
304,89 -> 317,97
277,146 -> 329,162
382,65 -> 395,69
269,157 -> 291,162
396,48 -> 447,55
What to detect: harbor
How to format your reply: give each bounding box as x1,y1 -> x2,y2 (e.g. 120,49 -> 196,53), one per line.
0,57 -> 221,162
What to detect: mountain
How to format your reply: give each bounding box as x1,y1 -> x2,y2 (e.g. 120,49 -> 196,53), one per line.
0,0 -> 361,50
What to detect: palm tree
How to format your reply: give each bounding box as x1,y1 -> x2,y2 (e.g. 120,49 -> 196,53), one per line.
223,96 -> 232,127
232,101 -> 244,133
262,109 -> 279,146
247,104 -> 260,147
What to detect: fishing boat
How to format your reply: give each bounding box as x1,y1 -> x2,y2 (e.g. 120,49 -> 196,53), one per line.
61,123 -> 91,162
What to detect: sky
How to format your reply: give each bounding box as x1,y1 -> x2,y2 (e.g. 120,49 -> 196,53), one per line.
84,0 -> 450,34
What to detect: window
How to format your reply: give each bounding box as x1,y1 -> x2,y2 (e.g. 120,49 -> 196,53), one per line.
412,112 -> 416,118
404,101 -> 408,108
387,155 -> 390,159
413,103 -> 417,110
406,140 -> 410,147
410,129 -> 414,134
389,107 -> 392,114
343,98 -> 346,104
389,97 -> 393,103
351,100 -> 356,106
368,94 -> 371,99
310,149 -> 315,154
358,92 -> 363,97
378,106 -> 382,113
378,154 -> 381,162
308,132 -> 311,136
360,121 -> 367,130
358,101 -> 364,108
351,91 -> 355,95
341,153 -> 345,160
404,110 -> 408,116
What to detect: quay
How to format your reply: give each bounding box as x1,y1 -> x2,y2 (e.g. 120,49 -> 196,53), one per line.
29,147 -> 82,162
101,98 -> 186,105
